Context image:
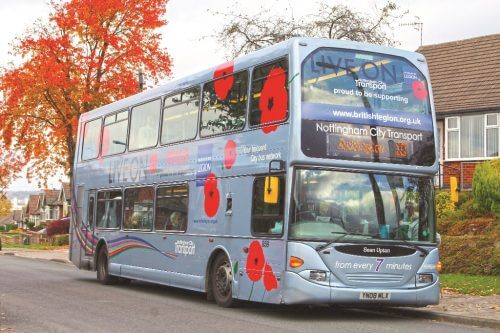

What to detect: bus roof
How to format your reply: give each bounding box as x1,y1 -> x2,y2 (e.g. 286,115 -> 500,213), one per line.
80,37 -> 426,122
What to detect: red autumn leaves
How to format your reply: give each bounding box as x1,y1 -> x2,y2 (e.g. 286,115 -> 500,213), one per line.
246,240 -> 278,291
259,68 -> 288,134
204,173 -> 220,217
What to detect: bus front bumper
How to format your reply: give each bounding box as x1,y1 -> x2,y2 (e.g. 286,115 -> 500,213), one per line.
282,271 -> 440,306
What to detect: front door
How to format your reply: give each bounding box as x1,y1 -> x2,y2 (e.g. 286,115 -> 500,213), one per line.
85,190 -> 97,256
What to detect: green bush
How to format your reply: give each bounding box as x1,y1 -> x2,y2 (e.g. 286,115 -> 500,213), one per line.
435,191 -> 456,218
457,191 -> 473,207
440,235 -> 499,275
472,159 -> 500,213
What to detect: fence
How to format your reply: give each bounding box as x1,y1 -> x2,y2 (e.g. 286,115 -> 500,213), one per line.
0,233 -> 69,246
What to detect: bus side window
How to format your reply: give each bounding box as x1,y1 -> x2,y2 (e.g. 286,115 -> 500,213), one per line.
81,118 -> 102,160
200,70 -> 248,137
162,88 -> 199,145
251,176 -> 284,236
250,58 -> 288,128
102,109 -> 128,156
123,187 -> 154,231
155,185 -> 188,232
96,190 -> 122,229
128,99 -> 161,151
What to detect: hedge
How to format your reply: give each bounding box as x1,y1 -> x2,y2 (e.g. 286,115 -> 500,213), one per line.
440,235 -> 499,275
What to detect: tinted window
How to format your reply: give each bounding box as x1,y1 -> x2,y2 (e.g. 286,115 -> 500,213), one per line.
102,110 -> 128,156
301,48 -> 435,166
96,190 -> 122,229
123,187 -> 154,230
82,118 -> 102,160
250,59 -> 288,127
155,185 -> 188,232
200,71 -> 248,136
302,49 -> 431,114
251,176 -> 284,236
128,99 -> 161,150
161,88 -> 199,144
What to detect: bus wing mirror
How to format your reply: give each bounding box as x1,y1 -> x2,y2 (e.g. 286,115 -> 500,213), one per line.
269,159 -> 285,173
264,176 -> 279,204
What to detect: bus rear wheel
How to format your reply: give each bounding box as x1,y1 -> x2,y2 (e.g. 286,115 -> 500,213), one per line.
211,255 -> 234,307
96,248 -> 118,285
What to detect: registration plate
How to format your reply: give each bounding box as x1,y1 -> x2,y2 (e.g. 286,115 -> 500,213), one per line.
359,292 -> 391,300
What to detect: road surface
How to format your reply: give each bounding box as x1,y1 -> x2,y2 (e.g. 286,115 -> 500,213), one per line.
0,255 -> 494,332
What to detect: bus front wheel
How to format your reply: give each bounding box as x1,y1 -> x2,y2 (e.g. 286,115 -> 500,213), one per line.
96,248 -> 118,285
211,255 -> 234,307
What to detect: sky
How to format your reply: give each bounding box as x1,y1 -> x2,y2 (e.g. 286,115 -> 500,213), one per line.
1,0 -> 499,191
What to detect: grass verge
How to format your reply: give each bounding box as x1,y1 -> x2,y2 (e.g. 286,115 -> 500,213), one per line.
440,274 -> 499,296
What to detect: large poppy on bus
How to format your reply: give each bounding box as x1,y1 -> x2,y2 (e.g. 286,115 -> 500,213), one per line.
259,67 -> 288,134
213,61 -> 235,100
412,80 -> 428,100
224,140 -> 237,170
204,173 -> 220,217
263,263 -> 278,291
246,240 -> 265,282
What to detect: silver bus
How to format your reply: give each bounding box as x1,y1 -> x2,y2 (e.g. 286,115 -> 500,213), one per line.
70,37 -> 440,307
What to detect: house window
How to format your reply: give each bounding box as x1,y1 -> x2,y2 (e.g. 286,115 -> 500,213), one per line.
446,113 -> 500,159
486,113 -> 499,157
49,206 -> 59,220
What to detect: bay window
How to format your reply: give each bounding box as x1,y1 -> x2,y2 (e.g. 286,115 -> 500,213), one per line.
446,113 -> 499,159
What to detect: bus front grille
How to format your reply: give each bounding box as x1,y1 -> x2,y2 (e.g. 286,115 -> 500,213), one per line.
345,273 -> 404,284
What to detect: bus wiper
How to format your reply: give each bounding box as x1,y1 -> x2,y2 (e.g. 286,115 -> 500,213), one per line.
316,232 -> 378,252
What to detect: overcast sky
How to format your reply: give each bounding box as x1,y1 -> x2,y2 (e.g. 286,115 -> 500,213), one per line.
1,0 -> 499,191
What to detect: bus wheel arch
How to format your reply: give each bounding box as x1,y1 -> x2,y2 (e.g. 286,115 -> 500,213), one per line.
205,248 -> 234,306
95,241 -> 118,285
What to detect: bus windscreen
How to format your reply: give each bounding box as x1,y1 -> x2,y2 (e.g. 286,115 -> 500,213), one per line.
301,48 -> 435,166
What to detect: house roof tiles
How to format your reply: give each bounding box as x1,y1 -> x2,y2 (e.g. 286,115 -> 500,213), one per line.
417,34 -> 500,115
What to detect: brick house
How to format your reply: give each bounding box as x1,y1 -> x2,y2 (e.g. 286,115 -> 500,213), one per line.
26,194 -> 42,226
418,34 -> 500,189
58,182 -> 72,217
40,189 -> 61,222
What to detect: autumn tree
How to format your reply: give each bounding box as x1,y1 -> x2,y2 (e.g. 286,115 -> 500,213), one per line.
212,1 -> 408,58
0,195 -> 13,217
0,0 -> 172,188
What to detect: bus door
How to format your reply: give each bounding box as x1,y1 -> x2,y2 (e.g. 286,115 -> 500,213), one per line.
84,190 -> 97,256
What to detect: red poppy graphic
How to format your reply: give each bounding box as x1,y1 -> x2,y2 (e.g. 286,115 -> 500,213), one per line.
246,240 -> 265,282
259,67 -> 288,134
204,173 -> 220,217
150,153 -> 158,175
412,80 -> 428,100
213,61 -> 235,100
263,263 -> 278,291
224,140 -> 237,169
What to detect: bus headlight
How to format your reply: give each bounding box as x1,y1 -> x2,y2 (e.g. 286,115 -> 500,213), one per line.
417,273 -> 433,284
309,270 -> 327,282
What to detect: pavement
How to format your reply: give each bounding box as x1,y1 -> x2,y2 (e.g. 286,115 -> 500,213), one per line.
1,247 -> 498,329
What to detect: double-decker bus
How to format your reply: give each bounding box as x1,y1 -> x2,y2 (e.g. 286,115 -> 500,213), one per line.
70,37 -> 440,307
